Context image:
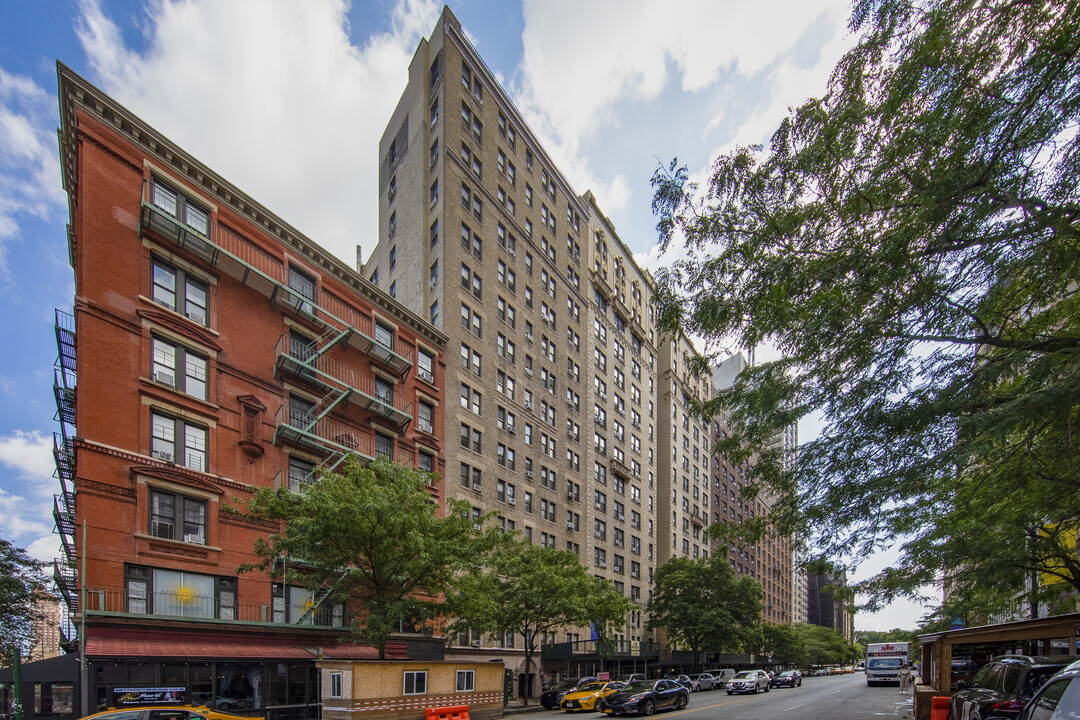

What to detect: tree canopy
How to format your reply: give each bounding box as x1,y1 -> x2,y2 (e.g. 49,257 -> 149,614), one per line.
446,539 -> 630,705
651,0 -> 1080,616
646,554 -> 761,667
0,538 -> 50,665
240,458 -> 499,656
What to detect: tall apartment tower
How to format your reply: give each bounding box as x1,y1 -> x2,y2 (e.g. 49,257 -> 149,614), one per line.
709,353 -> 796,624
366,7 -> 660,666
657,332 -> 714,566
55,63 -> 447,716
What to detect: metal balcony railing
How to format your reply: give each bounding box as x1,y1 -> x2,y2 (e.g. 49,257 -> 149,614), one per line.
274,405 -> 376,462
140,182 -> 413,373
274,335 -> 412,425
82,585 -> 345,627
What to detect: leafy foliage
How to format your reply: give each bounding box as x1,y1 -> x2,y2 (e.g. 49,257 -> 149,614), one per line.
446,539 -> 630,705
240,459 -> 499,656
0,538 -> 50,665
651,0 -> 1080,613
646,554 -> 761,667
793,623 -> 852,667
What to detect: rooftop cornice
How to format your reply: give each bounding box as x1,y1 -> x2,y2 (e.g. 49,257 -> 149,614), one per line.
56,61 -> 448,350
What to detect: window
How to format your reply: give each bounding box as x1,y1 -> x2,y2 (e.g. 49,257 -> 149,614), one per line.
430,218 -> 439,247
149,489 -> 206,544
460,423 -> 482,453
330,672 -> 342,699
460,462 -> 482,490
456,670 -> 475,692
460,343 -> 483,377
151,411 -> 207,471
375,433 -> 394,461
403,671 -> 427,696
151,337 -> 208,400
151,180 -> 209,235
374,322 -> 394,350
418,451 -> 435,473
430,300 -> 439,324
124,565 -> 243,622
418,348 -> 435,383
288,266 -> 317,315
430,179 -> 439,207
418,401 -> 434,434
460,303 -> 482,339
461,383 -> 482,415
151,258 -> 208,325
288,455 -> 315,491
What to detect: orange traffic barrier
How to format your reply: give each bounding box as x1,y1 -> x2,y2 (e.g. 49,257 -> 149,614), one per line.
426,705 -> 470,720
930,696 -> 950,720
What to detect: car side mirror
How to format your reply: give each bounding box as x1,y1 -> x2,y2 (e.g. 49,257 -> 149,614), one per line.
955,681 -> 967,690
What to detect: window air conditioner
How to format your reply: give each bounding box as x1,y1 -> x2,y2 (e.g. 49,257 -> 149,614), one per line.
524,401 -> 533,411
567,522 -> 575,530
151,520 -> 175,539
153,371 -> 175,387
473,483 -> 482,492
508,426 -> 516,435
525,470 -> 534,479
508,497 -> 516,506
471,640 -> 482,647
153,451 -> 174,463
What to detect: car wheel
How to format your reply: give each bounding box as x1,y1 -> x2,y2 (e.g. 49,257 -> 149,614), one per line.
675,695 -> 688,710
765,684 -> 770,692
641,699 -> 655,716
596,700 -> 605,713
727,691 -> 733,696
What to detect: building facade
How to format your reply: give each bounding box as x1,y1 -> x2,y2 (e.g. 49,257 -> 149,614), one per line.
55,63 -> 447,718
364,7 -> 663,679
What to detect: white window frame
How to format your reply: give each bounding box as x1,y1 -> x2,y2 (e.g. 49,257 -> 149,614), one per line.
404,670 -> 428,696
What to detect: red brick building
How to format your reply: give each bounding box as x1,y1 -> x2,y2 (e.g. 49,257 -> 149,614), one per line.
54,63 -> 447,718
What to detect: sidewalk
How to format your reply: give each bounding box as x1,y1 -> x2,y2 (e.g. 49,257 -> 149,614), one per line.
502,699 -> 549,715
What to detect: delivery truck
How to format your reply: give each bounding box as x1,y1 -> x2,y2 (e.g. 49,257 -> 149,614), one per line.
865,642 -> 910,686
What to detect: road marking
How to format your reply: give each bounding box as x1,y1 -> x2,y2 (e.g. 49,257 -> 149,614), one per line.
832,690 -> 843,694
785,704 -> 802,711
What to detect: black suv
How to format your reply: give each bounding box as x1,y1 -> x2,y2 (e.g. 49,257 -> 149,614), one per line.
951,655 -> 1078,720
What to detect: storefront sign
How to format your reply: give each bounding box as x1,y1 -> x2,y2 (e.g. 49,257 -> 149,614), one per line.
112,687 -> 186,706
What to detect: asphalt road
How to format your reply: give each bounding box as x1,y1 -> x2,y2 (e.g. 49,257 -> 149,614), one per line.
529,673 -> 916,720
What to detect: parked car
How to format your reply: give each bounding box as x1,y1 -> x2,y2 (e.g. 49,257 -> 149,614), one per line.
602,679 -> 689,715
82,708 -> 262,720
1016,660 -> 1080,720
689,673 -> 716,692
707,669 -> 736,689
665,675 -> 694,692
951,655 -> 1079,720
560,681 -> 626,712
952,659 -> 980,690
771,670 -> 803,688
617,674 -> 647,684
727,670 -> 771,695
542,678 -> 598,709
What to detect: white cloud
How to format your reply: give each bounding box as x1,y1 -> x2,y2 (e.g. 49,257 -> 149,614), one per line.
511,0 -> 852,214
75,0 -> 442,264
0,68 -> 67,278
0,430 -> 57,554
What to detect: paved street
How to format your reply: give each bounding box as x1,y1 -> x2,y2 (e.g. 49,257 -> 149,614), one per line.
521,674 -> 916,720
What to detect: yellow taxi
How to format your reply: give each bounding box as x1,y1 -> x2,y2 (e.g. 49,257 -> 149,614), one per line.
81,706 -> 263,720
560,681 -> 627,712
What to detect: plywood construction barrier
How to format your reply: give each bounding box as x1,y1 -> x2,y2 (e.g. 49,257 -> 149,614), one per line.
320,660 -> 504,720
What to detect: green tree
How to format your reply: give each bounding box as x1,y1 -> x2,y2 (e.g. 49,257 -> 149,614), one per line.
0,538 -> 49,665
646,555 -> 762,669
651,0 -> 1080,614
793,623 -> 848,668
446,539 -> 630,706
762,623 -> 807,667
240,458 -> 498,657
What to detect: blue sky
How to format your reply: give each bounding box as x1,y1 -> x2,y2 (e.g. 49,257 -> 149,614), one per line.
0,0 -> 920,630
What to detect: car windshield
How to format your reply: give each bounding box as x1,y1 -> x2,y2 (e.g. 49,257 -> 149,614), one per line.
778,671 -> 795,677
733,671 -> 756,679
624,681 -> 655,693
868,658 -> 902,670
576,683 -> 605,693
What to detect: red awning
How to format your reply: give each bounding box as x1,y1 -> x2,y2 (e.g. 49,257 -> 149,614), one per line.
84,627 -> 395,660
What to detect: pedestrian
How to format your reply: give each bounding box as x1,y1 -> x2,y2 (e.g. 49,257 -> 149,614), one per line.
899,662 -> 912,694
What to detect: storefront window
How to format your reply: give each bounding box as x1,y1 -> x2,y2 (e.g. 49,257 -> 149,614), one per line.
34,684 -> 74,715
216,663 -> 261,711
